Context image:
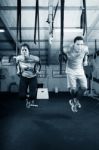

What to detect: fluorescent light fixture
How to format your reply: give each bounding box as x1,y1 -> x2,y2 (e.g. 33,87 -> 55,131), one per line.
0,29 -> 5,32
54,28 -> 83,33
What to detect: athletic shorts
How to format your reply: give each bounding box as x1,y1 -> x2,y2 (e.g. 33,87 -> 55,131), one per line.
66,73 -> 87,90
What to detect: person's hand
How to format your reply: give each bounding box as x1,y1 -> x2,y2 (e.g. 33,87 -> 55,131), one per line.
83,61 -> 88,66
13,56 -> 17,59
36,70 -> 41,74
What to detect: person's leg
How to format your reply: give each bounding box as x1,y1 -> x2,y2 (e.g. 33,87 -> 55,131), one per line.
77,73 -> 87,97
69,88 -> 78,112
19,76 -> 28,100
75,74 -> 87,108
29,76 -> 38,107
19,76 -> 31,108
70,88 -> 77,99
67,73 -> 78,112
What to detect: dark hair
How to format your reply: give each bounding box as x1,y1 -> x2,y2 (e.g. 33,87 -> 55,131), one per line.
20,43 -> 30,50
74,36 -> 84,43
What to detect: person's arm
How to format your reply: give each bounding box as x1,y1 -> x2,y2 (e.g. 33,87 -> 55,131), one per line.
29,55 -> 41,74
83,55 -> 88,66
83,46 -> 89,66
63,47 -> 67,54
34,56 -> 40,62
31,55 -> 40,62
12,56 -> 22,75
13,55 -> 20,64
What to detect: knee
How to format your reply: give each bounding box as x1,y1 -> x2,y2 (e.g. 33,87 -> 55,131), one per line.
78,87 -> 87,96
70,88 -> 77,97
70,88 -> 77,93
81,87 -> 87,92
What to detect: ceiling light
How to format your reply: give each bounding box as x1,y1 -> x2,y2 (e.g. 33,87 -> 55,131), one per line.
0,29 -> 5,32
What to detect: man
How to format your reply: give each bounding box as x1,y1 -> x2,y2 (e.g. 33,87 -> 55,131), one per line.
14,43 -> 40,108
63,36 -> 89,112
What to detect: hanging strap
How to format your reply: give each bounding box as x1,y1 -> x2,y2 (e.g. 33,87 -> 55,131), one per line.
34,0 -> 40,58
83,0 -> 87,36
80,9 -> 85,29
80,0 -> 87,36
46,1 -> 59,23
34,0 -> 39,44
60,0 -> 65,74
51,0 -> 59,36
37,0 -> 40,58
17,0 -> 22,43
46,0 -> 59,36
53,0 -> 59,21
94,39 -> 97,59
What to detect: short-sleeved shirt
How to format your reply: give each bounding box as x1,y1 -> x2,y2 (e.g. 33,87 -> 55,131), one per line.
16,55 -> 39,78
64,45 -> 89,75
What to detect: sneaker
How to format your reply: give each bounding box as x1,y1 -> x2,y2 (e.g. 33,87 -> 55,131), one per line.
69,99 -> 78,112
74,98 -> 81,108
30,100 -> 38,107
26,99 -> 30,108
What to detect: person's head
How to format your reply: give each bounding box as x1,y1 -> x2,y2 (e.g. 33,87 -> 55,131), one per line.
74,36 -> 84,52
20,43 -> 30,57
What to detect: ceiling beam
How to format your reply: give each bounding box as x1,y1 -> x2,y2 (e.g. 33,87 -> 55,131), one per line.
8,26 -> 99,30
0,6 -> 99,11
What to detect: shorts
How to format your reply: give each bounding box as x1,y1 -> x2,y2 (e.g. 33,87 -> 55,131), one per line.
66,73 -> 87,90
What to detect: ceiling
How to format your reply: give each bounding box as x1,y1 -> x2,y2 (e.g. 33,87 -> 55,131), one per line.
0,0 -> 99,64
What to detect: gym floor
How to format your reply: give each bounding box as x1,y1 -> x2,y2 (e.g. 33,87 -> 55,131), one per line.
0,92 -> 99,150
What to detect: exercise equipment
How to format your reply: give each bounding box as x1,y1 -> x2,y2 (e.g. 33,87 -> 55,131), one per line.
34,0 -> 41,60
46,0 -> 59,37
58,53 -> 67,64
60,0 -> 65,74
16,61 -> 41,77
17,0 -> 22,43
34,0 -> 39,44
80,0 -> 87,36
33,61 -> 41,74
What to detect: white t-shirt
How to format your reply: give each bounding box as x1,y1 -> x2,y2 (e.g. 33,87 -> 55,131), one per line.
16,55 -> 39,78
64,45 -> 89,75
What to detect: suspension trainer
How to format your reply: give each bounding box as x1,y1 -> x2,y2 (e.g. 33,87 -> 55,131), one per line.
46,0 -> 59,37
94,39 -> 98,58
80,0 -> 87,37
52,0 -> 59,36
83,0 -> 87,37
16,0 -> 22,56
37,0 -> 40,58
81,0 -> 90,92
17,0 -> 22,44
53,0 -> 59,21
34,0 -> 40,59
34,0 -> 38,44
60,0 -> 65,74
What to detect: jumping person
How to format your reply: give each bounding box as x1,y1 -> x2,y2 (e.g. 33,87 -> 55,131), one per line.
14,43 -> 40,108
63,36 -> 89,112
